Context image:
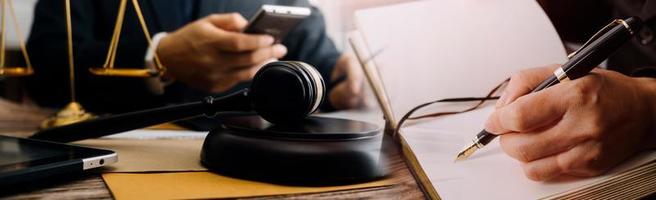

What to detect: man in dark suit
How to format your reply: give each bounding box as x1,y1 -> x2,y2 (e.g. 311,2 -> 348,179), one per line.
26,0 -> 364,118
486,0 -> 656,181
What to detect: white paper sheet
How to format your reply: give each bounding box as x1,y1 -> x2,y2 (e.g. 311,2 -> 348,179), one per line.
402,105 -> 656,199
354,0 -> 567,122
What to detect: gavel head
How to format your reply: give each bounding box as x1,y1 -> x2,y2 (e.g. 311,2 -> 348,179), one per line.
249,61 -> 325,124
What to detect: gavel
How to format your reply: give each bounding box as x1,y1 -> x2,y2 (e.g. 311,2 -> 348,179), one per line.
31,61 -> 326,142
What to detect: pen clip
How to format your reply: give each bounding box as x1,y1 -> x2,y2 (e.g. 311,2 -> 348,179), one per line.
567,19 -> 628,59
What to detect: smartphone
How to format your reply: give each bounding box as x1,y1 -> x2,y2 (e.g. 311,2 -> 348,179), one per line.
243,5 -> 312,43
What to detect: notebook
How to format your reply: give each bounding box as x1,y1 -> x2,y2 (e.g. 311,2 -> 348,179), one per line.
351,0 -> 656,199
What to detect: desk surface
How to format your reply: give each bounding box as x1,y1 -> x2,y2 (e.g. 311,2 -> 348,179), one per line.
0,130 -> 425,200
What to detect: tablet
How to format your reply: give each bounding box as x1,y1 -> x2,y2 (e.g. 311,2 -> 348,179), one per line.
0,135 -> 116,187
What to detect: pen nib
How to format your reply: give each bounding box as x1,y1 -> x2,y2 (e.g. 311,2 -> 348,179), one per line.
454,143 -> 479,162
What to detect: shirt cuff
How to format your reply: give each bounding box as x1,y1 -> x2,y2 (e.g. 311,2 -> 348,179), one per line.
145,32 -> 175,87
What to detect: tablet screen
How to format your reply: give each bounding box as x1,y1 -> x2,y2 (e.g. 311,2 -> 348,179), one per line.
0,135 -> 110,173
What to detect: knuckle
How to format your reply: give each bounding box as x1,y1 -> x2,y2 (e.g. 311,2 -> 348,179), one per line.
522,164 -> 545,181
509,72 -> 527,84
239,54 -> 258,65
499,136 -> 531,162
556,156 -> 574,174
569,82 -> 588,100
585,121 -> 604,140
499,136 -> 513,154
248,53 -> 260,63
204,73 -> 220,84
230,40 -> 245,51
514,144 -> 534,162
579,116 -> 605,141
206,14 -> 221,21
568,78 -> 600,106
569,131 -> 592,146
199,56 -> 215,66
504,102 -> 529,131
579,145 -> 605,176
226,13 -> 241,21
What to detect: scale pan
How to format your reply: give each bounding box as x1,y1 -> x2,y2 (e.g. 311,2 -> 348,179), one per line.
0,67 -> 33,76
89,68 -> 163,77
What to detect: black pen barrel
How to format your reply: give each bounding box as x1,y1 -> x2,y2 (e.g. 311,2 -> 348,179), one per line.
476,130 -> 496,146
532,75 -> 560,92
564,17 -> 642,79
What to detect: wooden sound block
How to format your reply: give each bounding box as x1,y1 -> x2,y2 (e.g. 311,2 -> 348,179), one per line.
201,114 -> 388,186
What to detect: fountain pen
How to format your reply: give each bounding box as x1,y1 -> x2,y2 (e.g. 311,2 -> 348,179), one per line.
454,16 -> 643,161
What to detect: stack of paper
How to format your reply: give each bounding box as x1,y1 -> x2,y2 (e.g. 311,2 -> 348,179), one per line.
353,0 -> 656,199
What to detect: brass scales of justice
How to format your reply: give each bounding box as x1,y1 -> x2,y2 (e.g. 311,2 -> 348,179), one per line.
0,0 -> 33,76
35,0 -> 166,128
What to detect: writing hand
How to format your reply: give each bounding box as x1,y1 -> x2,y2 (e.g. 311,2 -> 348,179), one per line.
485,64 -> 656,181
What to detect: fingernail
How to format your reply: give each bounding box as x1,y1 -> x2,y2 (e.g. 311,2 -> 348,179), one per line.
273,44 -> 287,57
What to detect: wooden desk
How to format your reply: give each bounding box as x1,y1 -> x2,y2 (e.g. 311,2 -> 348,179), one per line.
0,130 -> 425,199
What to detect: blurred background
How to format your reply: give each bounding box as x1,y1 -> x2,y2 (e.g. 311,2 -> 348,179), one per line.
0,0 -> 413,102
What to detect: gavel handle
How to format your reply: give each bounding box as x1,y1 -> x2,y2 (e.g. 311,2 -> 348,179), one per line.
30,89 -> 251,143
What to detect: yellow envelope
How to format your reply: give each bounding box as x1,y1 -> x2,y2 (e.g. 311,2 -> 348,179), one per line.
103,172 -> 394,200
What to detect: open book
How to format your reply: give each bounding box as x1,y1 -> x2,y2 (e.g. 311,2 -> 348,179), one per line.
351,0 -> 656,199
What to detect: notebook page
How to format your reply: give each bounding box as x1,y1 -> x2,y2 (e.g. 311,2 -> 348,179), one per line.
402,105 -> 656,199
354,0 -> 567,121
